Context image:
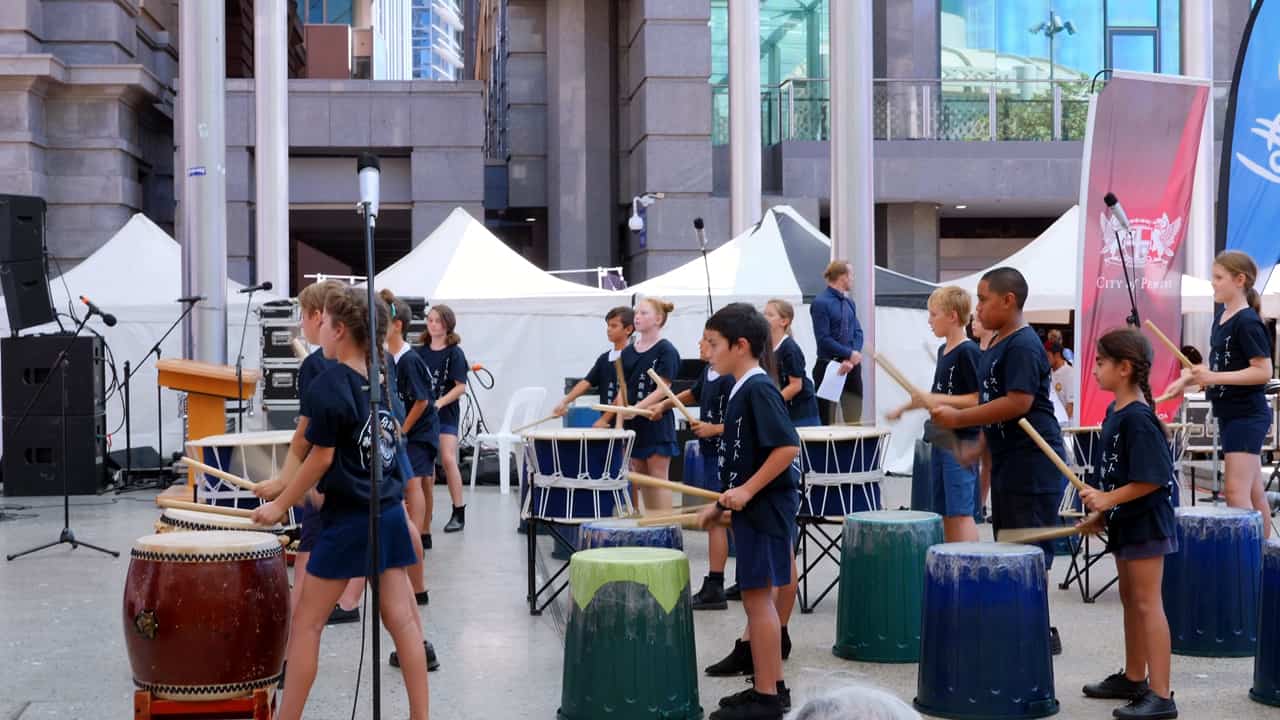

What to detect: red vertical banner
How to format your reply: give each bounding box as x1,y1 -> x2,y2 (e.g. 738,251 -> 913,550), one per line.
1077,74 -> 1209,425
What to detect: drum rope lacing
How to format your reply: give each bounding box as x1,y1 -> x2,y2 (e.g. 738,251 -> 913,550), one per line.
522,434 -> 635,521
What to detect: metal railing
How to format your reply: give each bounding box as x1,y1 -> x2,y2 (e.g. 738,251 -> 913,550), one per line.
713,77 -> 1234,145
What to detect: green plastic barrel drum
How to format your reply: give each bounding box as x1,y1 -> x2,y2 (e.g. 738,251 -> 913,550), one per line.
559,547 -> 702,720
834,510 -> 943,662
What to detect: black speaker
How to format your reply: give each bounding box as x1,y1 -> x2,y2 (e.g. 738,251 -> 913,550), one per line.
2,413 -> 106,496
0,194 -> 46,263
1,334 -> 105,417
0,258 -> 55,331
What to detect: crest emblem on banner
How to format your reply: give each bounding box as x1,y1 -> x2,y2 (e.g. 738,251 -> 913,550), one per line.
1098,213 -> 1183,268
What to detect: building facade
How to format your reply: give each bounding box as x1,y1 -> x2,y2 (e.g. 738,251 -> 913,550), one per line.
480,0 -> 1257,283
412,0 -> 466,80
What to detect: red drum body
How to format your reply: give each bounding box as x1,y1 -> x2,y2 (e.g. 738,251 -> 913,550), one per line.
122,531 -> 289,701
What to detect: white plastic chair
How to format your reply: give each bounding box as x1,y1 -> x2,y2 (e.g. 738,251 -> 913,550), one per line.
469,386 -> 547,495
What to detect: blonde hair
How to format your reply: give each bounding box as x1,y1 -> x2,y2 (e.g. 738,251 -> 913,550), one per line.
928,285 -> 972,323
298,279 -> 347,315
1215,250 -> 1262,314
765,298 -> 795,335
641,297 -> 675,327
823,260 -> 851,282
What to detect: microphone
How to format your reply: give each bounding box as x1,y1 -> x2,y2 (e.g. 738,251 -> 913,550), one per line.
358,153 -> 381,219
1104,192 -> 1131,231
80,295 -> 117,327
238,281 -> 273,294
693,217 -> 707,251
177,295 -> 206,304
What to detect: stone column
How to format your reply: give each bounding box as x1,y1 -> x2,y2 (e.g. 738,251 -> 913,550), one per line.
254,0 -> 290,293
727,0 -> 761,236
1183,0 -> 1214,346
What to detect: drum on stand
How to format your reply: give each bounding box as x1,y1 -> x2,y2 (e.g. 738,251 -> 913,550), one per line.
795,425 -> 891,613
521,428 -> 636,615
154,507 -> 285,537
186,430 -> 299,557
122,531 -> 289,701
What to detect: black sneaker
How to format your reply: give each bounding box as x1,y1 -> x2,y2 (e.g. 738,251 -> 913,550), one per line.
390,640 -> 440,672
705,639 -> 754,677
730,681 -> 790,712
422,533 -> 432,550
692,577 -> 728,610
725,583 -> 742,601
415,590 -> 429,606
1084,670 -> 1149,700
781,625 -> 791,660
1049,626 -> 1062,656
444,506 -> 465,533
708,688 -> 784,720
1113,690 -> 1177,719
326,605 -> 359,625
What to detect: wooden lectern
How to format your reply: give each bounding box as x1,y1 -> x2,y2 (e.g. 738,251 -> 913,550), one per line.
156,359 -> 261,486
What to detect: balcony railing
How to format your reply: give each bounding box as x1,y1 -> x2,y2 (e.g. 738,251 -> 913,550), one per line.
712,78 -> 1232,146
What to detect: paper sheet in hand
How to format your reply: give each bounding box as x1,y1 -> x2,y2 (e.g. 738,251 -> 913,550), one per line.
816,360 -> 846,402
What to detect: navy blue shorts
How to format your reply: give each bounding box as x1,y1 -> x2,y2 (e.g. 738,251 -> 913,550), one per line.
306,504 -> 418,580
931,445 -> 978,518
991,492 -> 1061,570
731,514 -> 795,591
632,442 -> 680,460
1219,413 -> 1272,454
406,441 -> 437,478
297,503 -> 321,553
439,424 -> 459,437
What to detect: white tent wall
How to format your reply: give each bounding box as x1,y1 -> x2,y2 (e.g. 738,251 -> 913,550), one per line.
0,214 -> 279,467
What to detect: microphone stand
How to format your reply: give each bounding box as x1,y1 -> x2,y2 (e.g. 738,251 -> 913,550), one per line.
700,243 -> 713,316
359,200 -> 384,720
1113,227 -> 1142,327
118,298 -> 201,491
234,290 -> 258,433
7,310 -> 118,560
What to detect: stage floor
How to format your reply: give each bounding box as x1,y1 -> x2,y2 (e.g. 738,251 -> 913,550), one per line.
0,479 -> 1271,719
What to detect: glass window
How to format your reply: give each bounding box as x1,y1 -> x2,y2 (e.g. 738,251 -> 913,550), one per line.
942,0 -> 1104,81
1159,0 -> 1180,73
326,0 -> 352,25
1106,0 -> 1157,26
1109,30 -> 1157,73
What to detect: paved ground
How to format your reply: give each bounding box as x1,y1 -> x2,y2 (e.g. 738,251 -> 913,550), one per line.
0,479 -> 1273,719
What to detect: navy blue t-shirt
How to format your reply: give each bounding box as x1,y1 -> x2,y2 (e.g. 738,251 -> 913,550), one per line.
298,348 -> 337,419
418,343 -> 468,429
623,339 -> 680,449
775,336 -> 820,422
303,363 -> 405,511
1097,400 -> 1176,548
978,325 -> 1066,494
392,345 -> 439,448
720,370 -> 801,539
1209,306 -> 1272,420
933,340 -> 982,440
582,348 -> 631,406
689,365 -> 734,459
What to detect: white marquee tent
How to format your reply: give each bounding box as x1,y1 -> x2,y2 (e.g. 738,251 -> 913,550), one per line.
0,214 -> 281,464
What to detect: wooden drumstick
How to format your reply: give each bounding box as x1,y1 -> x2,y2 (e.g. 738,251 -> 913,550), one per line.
1016,419 -> 1090,494
999,521 -> 1095,544
636,512 -> 697,527
513,414 -> 560,434
181,456 -> 257,491
628,471 -> 722,501
1143,319 -> 1193,369
156,497 -> 257,519
874,352 -> 934,409
291,337 -> 310,361
592,404 -> 656,419
646,368 -> 697,424
614,357 -> 628,431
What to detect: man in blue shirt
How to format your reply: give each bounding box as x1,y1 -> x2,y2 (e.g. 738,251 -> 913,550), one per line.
809,260 -> 865,424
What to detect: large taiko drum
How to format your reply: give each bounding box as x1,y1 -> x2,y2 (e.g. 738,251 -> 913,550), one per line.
154,507 -> 284,535
122,531 -> 290,701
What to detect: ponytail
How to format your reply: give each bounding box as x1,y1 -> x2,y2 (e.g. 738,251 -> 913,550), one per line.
1247,287 -> 1262,314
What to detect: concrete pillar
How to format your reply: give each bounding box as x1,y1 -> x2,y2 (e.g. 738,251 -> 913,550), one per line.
1183,0 -> 1214,345
179,0 -> 228,363
829,0 -> 876,415
883,203 -> 939,282
255,0 -> 289,294
728,0 -> 762,236
545,0 -> 613,270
